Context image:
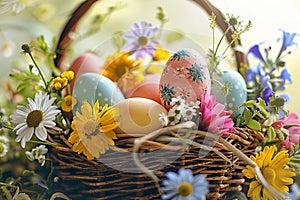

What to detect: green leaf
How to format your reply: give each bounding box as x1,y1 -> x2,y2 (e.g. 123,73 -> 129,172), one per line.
266,127 -> 276,140
247,119 -> 261,130
269,96 -> 286,107
242,99 -> 256,107
243,108 -> 252,124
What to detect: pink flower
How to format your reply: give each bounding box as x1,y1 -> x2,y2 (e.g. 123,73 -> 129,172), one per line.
199,94 -> 235,135
272,112 -> 300,149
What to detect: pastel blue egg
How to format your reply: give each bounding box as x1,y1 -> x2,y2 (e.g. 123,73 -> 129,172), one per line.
211,70 -> 247,118
72,73 -> 124,110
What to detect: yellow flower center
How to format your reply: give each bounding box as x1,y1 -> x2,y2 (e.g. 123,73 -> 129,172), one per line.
263,167 -> 276,183
0,145 -> 4,154
177,182 -> 193,197
83,120 -> 99,135
138,36 -> 148,46
26,110 -> 43,128
65,98 -> 73,107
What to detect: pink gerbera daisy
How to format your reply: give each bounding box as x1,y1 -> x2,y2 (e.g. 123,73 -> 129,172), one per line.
199,94 -> 235,135
272,112 -> 300,149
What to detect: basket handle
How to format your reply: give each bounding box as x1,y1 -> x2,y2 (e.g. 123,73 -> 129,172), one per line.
54,0 -> 247,73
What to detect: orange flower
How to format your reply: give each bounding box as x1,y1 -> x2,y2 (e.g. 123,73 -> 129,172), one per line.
101,51 -> 142,82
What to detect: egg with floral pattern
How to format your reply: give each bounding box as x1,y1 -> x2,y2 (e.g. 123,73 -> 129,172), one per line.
159,49 -> 211,109
211,70 -> 247,118
72,73 -> 124,110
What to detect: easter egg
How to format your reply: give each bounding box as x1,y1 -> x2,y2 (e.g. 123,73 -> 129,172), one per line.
127,74 -> 161,104
211,70 -> 247,118
72,73 -> 124,110
69,53 -> 102,92
159,49 -> 211,109
113,98 -> 168,136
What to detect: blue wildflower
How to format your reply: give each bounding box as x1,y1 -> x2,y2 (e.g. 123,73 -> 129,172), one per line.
247,44 -> 266,63
280,68 -> 292,84
285,183 -> 300,200
122,21 -> 159,59
162,168 -> 209,200
260,74 -> 272,90
246,63 -> 263,82
261,86 -> 273,105
278,29 -> 299,57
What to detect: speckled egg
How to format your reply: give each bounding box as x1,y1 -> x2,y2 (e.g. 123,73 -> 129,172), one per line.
72,73 -> 124,109
211,70 -> 247,118
113,97 -> 167,136
159,49 -> 211,109
69,53 -> 102,92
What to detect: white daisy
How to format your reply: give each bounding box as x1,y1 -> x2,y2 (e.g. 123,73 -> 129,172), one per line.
162,168 -> 209,200
0,0 -> 35,14
10,92 -> 60,148
0,135 -> 9,157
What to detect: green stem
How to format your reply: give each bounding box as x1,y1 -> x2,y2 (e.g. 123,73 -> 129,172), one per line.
27,51 -> 48,90
214,27 -> 230,57
28,140 -> 59,147
0,183 -> 17,189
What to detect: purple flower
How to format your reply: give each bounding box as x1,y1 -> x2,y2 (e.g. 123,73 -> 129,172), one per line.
261,86 -> 273,105
278,29 -> 299,56
122,21 -> 159,59
247,44 -> 266,63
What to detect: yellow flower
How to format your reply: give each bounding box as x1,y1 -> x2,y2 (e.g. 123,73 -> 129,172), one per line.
117,66 -> 145,94
61,95 -> 77,112
242,145 -> 296,200
101,51 -> 142,82
52,77 -> 68,90
61,70 -> 74,81
152,45 -> 171,61
68,101 -> 119,160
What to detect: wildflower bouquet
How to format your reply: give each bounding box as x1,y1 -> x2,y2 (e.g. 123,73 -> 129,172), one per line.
0,0 -> 300,200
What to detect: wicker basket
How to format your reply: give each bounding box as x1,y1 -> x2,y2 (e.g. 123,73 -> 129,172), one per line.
49,0 -> 262,199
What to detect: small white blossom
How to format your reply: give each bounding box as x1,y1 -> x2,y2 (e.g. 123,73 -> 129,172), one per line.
165,96 -> 200,126
159,112 -> 169,126
25,151 -> 34,161
25,145 -> 48,166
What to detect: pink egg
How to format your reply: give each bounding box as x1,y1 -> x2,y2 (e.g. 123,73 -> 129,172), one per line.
159,48 -> 211,109
126,74 -> 161,103
69,53 -> 102,92
129,82 -> 161,104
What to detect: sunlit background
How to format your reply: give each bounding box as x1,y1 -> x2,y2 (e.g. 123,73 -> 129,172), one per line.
0,0 -> 299,115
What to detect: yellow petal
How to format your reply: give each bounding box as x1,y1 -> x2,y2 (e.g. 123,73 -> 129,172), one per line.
248,180 -> 262,199
242,166 -> 255,179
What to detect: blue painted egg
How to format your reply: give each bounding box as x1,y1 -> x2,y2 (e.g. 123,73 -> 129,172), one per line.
72,73 -> 124,110
211,70 -> 247,118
